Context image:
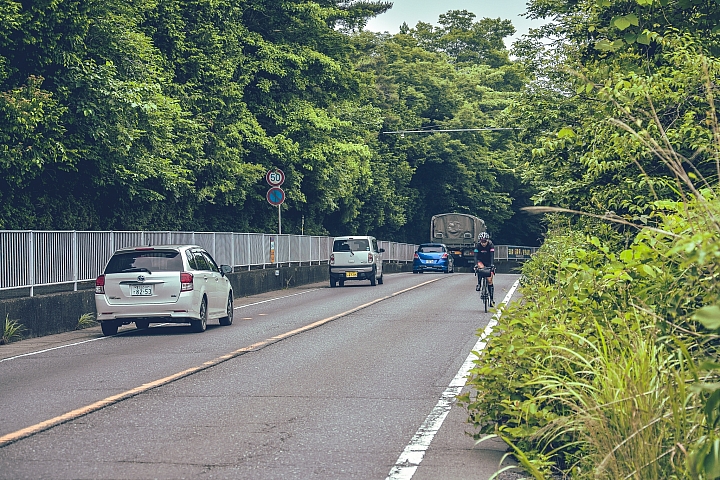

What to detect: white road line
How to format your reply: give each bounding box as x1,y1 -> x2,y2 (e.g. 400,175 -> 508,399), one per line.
232,289 -> 318,309
386,278 -> 521,480
0,277 -> 442,447
0,289 -> 322,364
0,337 -> 110,363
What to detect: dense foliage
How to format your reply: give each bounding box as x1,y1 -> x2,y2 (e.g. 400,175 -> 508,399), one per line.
461,0 -> 720,478
0,0 -> 542,245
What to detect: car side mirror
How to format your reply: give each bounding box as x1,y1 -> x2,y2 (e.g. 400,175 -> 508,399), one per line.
220,265 -> 232,276
378,248 -> 385,253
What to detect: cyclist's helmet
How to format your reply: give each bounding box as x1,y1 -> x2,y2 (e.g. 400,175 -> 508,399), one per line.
478,232 -> 490,241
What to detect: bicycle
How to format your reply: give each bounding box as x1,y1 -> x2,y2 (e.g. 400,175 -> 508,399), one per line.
475,266 -> 493,313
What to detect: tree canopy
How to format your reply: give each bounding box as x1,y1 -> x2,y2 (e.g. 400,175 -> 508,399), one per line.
0,0 -> 541,246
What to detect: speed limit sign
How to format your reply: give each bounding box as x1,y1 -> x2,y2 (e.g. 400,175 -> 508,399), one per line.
266,169 -> 285,187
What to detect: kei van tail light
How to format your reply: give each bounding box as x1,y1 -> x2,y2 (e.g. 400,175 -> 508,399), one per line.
95,275 -> 105,294
442,253 -> 448,259
368,253 -> 373,262
330,254 -> 335,265
413,253 -> 419,259
180,272 -> 194,292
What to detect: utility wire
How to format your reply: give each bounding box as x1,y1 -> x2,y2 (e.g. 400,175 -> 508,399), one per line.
382,127 -> 521,134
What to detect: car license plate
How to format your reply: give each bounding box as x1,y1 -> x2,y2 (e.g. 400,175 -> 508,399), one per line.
130,285 -> 153,296
345,271 -> 357,278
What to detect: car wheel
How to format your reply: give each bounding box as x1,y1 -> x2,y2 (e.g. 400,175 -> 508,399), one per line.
378,274 -> 383,285
370,274 -> 377,286
191,297 -> 208,333
413,270 -> 418,274
101,321 -> 118,336
339,280 -> 345,287
330,279 -> 337,288
135,319 -> 150,330
219,294 -> 233,326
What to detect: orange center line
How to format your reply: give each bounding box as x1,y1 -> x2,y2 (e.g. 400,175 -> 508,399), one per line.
0,278 -> 441,448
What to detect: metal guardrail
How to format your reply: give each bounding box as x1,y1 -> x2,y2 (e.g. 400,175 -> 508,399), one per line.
0,231 -> 420,296
495,245 -> 540,261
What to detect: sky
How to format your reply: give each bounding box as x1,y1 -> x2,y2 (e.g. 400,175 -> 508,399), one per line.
364,0 -> 546,48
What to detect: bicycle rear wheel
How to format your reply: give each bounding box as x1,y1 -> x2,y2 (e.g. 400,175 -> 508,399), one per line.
480,277 -> 488,313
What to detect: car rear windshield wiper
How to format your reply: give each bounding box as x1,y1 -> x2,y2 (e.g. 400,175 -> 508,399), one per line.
121,267 -> 152,274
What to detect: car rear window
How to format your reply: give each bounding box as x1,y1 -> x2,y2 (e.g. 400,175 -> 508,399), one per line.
105,250 -> 184,274
419,245 -> 444,253
333,239 -> 369,252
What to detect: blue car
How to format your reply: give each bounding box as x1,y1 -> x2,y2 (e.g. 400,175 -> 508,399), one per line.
413,243 -> 454,274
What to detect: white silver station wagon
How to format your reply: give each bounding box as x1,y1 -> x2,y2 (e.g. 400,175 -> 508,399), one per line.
94,245 -> 233,336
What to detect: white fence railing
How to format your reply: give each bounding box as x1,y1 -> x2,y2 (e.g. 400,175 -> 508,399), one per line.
494,245 -> 540,261
1,231 -> 419,296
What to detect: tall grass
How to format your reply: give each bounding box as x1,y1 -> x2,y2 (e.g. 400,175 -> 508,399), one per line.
461,42 -> 720,479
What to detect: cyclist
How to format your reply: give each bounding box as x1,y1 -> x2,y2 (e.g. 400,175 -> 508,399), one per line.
474,232 -> 495,306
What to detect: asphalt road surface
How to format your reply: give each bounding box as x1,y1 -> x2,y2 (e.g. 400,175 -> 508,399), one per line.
0,271 -> 522,480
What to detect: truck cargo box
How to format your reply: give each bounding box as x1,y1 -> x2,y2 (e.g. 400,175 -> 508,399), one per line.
430,213 -> 486,266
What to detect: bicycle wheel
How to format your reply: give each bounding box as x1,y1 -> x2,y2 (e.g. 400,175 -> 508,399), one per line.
480,277 -> 488,313
483,279 -> 488,313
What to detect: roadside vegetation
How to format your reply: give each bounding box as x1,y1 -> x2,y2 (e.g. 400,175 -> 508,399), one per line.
75,313 -> 98,330
461,0 -> 720,478
1,313 -> 25,345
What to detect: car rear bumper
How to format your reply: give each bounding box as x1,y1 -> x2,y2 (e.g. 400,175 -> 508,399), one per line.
413,261 -> 449,272
329,266 -> 375,281
95,295 -> 201,322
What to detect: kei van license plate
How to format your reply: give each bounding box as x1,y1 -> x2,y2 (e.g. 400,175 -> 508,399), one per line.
130,285 -> 153,296
345,271 -> 358,278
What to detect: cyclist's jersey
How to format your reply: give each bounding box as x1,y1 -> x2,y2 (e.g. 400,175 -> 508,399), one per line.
474,240 -> 495,266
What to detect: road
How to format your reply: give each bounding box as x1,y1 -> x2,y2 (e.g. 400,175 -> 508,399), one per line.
0,271 -> 521,480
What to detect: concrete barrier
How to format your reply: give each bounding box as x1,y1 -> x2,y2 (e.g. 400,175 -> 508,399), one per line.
0,262 -> 412,341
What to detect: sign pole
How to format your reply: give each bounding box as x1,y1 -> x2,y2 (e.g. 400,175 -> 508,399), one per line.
266,167 -> 286,238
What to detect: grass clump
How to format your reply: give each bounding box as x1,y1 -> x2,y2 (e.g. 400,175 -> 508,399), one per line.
1,313 -> 26,345
75,312 -> 98,330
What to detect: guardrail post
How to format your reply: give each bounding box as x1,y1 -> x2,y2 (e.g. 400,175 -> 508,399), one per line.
29,232 -> 34,297
246,234 -> 251,271
231,233 -> 235,269
73,231 -> 78,292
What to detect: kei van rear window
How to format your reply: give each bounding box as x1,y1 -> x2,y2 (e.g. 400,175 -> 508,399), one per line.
333,239 -> 370,252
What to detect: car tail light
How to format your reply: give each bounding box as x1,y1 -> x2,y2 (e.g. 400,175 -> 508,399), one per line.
180,272 -> 194,291
368,253 -> 373,262
330,253 -> 335,265
95,275 -> 105,294
413,253 -> 419,259
442,253 -> 448,259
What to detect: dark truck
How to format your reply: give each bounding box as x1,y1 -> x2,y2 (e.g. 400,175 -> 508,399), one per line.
430,213 -> 487,266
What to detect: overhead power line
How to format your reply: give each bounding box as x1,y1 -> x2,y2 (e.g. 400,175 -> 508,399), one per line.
382,127 -> 521,134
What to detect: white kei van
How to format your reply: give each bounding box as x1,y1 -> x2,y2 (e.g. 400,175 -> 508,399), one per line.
329,236 -> 384,287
